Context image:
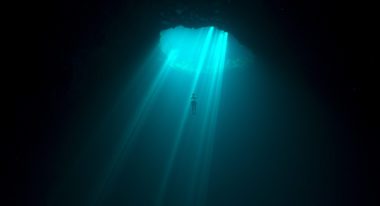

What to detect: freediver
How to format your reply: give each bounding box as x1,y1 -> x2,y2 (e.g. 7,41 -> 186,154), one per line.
191,93 -> 197,115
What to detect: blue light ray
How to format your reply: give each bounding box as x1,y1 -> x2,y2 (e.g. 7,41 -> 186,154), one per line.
91,50 -> 179,205
185,32 -> 224,204
197,32 -> 228,205
185,31 -> 229,205
154,27 -> 216,206
153,27 -> 229,206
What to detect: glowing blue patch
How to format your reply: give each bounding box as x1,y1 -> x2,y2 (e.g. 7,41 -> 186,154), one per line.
159,26 -> 252,72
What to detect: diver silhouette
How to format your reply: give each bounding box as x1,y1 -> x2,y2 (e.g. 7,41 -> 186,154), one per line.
191,93 -> 197,115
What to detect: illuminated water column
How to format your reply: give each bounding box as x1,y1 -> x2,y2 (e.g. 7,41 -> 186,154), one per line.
155,28 -> 228,206
155,27 -> 216,206
199,31 -> 228,205
187,31 -> 228,206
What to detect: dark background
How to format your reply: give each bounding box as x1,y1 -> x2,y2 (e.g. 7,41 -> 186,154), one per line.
8,0 -> 376,205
